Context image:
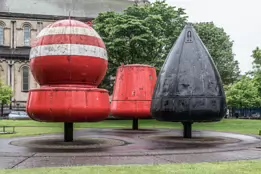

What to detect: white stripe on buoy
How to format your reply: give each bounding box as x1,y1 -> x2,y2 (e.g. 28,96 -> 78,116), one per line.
30,44 -> 108,60
37,27 -> 101,39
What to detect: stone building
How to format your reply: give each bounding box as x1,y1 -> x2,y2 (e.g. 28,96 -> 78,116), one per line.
0,0 -> 148,110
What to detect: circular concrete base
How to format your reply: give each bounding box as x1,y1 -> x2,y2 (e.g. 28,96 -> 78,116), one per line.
1,129 -> 261,169
143,135 -> 241,144
105,128 -> 163,134
10,137 -> 125,149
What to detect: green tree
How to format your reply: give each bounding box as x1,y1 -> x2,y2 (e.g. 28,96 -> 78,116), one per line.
94,1 -> 240,93
194,22 -> 240,85
93,0 -> 187,93
226,76 -> 261,109
0,81 -> 13,116
251,47 -> 261,69
250,47 -> 261,95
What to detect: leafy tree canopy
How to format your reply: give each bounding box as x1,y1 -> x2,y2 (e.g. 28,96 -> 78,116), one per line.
251,46 -> 261,69
0,81 -> 13,105
94,0 -> 187,92
94,1 -> 240,93
249,47 -> 261,95
194,22 -> 240,85
226,76 -> 261,108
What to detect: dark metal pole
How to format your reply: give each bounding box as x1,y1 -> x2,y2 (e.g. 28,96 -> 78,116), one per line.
9,64 -> 12,110
64,122 -> 73,142
182,122 -> 192,138
1,103 -> 3,117
132,118 -> 139,130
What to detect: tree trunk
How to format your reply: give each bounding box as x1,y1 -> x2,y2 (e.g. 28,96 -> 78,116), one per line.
1,103 -> 3,117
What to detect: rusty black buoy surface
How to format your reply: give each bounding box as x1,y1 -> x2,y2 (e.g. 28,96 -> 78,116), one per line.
151,23 -> 227,124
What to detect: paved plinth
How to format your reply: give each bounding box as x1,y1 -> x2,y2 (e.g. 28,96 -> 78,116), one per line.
0,129 -> 261,169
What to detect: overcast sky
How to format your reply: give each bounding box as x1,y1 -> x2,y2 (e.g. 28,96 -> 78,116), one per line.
151,0 -> 261,74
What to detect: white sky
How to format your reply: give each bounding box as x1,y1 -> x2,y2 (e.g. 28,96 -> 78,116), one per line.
151,0 -> 261,74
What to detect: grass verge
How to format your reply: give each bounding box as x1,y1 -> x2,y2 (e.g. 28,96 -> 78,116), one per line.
1,160 -> 261,174
0,119 -> 260,138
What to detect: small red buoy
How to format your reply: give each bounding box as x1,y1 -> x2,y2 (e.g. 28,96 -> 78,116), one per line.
87,21 -> 93,27
110,64 -> 157,119
27,19 -> 110,126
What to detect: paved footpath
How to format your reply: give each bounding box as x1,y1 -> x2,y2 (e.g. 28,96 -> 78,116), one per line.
1,129 -> 261,169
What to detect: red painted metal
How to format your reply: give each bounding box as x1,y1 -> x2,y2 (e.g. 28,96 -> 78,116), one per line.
30,19 -> 107,87
27,19 -> 110,122
31,56 -> 108,87
110,64 -> 157,118
27,87 -> 110,122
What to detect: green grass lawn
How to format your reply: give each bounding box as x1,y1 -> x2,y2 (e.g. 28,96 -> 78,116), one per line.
0,120 -> 261,173
0,119 -> 261,138
0,126 -> 64,138
1,160 -> 261,174
0,118 -> 260,138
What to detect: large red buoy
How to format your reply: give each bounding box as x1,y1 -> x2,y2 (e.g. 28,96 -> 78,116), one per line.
27,19 -> 110,141
30,20 -> 108,87
110,64 -> 157,129
27,87 -> 110,122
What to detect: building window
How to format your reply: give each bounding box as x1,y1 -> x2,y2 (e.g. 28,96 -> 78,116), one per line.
22,66 -> 29,92
0,25 -> 4,46
24,25 -> 31,46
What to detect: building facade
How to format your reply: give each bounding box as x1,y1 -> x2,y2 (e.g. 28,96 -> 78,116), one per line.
0,0 -> 147,110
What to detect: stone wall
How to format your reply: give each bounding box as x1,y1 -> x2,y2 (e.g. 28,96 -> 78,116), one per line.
0,17 -> 53,107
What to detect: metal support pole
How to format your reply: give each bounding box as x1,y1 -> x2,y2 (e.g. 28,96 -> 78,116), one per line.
132,118 -> 139,130
64,122 -> 73,142
1,103 -> 3,117
182,122 -> 192,138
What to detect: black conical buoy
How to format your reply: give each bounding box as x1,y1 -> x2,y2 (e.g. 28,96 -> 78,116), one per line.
151,23 -> 227,137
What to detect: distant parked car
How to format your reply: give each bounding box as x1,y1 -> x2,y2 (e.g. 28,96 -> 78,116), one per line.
0,108 -> 12,117
8,111 -> 31,120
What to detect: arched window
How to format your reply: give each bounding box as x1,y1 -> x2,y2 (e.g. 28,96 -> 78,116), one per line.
22,66 -> 29,91
24,25 -> 31,46
0,24 -> 4,46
